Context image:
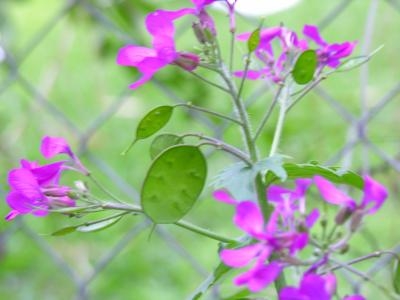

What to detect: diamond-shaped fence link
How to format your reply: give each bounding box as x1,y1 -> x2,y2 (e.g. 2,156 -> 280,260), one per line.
1,0 -> 400,299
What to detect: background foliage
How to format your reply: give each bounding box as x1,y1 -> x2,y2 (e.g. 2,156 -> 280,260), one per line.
0,0 -> 400,299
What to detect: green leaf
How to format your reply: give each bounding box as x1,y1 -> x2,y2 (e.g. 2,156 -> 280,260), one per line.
76,215 -> 123,233
213,155 -> 287,200
222,289 -> 251,300
141,145 -> 207,223
122,105 -> 174,154
394,259 -> 400,294
265,163 -> 364,189
247,28 -> 260,53
292,50 -> 318,85
189,262 -> 231,300
150,134 -> 182,159
51,226 -> 76,236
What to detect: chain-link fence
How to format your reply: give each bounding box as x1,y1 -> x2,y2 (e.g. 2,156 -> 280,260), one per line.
1,0 -> 400,299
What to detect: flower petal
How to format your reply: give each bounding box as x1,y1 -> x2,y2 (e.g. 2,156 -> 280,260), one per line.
213,190 -> 237,205
300,273 -> 331,300
235,262 -> 282,292
360,175 -> 388,214
116,45 -> 158,66
8,168 -> 41,200
303,25 -> 326,46
41,136 -> 73,159
5,210 -> 20,221
220,244 -> 263,268
234,201 -> 264,236
6,191 -> 37,214
314,176 -> 356,209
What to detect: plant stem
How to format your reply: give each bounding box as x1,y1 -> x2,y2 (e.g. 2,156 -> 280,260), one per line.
182,133 -> 251,164
269,86 -> 289,156
101,202 -> 236,243
286,76 -> 325,113
87,174 -> 122,203
253,85 -> 283,142
325,250 -> 400,273
175,220 -> 236,244
174,103 -> 242,125
188,70 -> 230,93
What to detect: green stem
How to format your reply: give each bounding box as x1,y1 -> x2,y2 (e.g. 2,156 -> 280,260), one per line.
286,76 -> 325,113
269,86 -> 289,156
101,202 -> 235,243
253,85 -> 283,142
174,220 -> 236,244
182,133 -> 251,164
87,174 -> 122,203
229,29 -> 235,74
174,103 -> 242,125
188,70 -> 230,93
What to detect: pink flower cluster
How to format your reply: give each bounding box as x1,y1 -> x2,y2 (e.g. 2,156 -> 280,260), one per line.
5,136 -> 87,220
215,175 -> 387,298
235,25 -> 356,83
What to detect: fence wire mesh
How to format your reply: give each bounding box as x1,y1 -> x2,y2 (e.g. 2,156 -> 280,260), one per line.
1,0 -> 400,299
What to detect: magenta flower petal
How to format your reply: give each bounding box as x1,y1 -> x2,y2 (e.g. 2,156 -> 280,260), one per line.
8,169 -> 41,200
279,287 -> 306,300
31,161 -> 64,185
305,208 -> 320,228
146,9 -> 195,42
116,46 -> 158,66
234,201 -> 264,236
5,210 -> 20,221
299,273 -> 331,300
343,295 -> 365,300
220,244 -> 263,268
213,190 -> 237,205
233,70 -> 265,80
6,191 -> 36,214
360,175 -> 388,214
235,262 -> 282,292
314,176 -> 356,209
41,136 -> 73,159
303,25 -> 326,46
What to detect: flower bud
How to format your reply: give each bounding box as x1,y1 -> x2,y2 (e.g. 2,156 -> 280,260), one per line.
350,210 -> 364,232
335,206 -> 353,225
174,52 -> 200,71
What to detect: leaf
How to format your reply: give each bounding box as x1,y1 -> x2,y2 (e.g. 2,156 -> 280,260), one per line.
213,155 -> 287,200
76,215 -> 123,233
222,289 -> 252,300
122,105 -> 174,154
265,163 -> 364,189
394,259 -> 400,294
247,28 -> 260,53
189,262 -> 231,300
334,45 -> 384,73
51,226 -> 76,236
141,145 -> 207,223
292,50 -> 318,85
150,134 -> 182,159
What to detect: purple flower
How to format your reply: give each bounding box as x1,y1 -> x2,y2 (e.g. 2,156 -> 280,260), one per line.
235,27 -> 307,83
214,187 -> 318,292
117,8 -> 199,90
314,175 -> 387,228
279,273 -> 337,300
5,136 -> 85,220
303,25 -> 356,68
279,272 -> 365,300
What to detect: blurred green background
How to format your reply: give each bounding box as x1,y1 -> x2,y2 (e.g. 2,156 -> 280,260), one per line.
1,0 -> 400,299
